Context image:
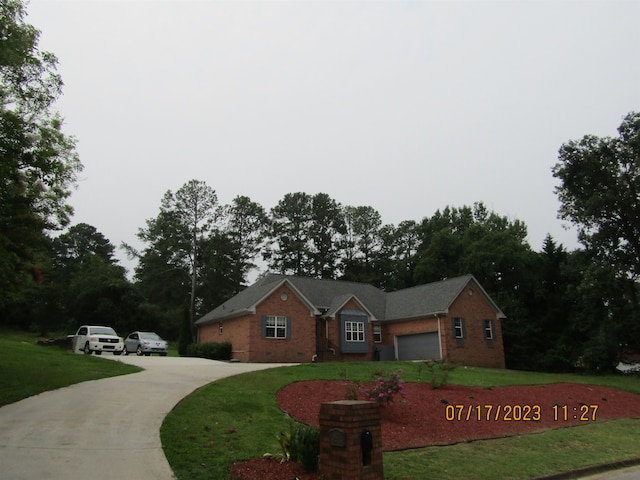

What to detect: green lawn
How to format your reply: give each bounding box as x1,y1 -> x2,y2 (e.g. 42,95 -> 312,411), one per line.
3,330 -> 639,480
161,362 -> 640,480
0,329 -> 141,407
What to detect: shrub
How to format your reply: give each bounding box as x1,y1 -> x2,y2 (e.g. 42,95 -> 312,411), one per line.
291,424 -> 320,472
263,424 -> 319,472
185,341 -> 232,360
419,360 -> 456,389
363,369 -> 406,404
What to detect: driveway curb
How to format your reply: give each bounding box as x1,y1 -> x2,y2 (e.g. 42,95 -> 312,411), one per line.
533,457 -> 640,480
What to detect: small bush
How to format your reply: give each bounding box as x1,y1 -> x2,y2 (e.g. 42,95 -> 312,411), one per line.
364,369 -> 406,404
420,360 -> 456,389
185,341 -> 232,360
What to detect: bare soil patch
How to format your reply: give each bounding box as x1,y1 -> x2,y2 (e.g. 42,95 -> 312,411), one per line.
230,381 -> 640,480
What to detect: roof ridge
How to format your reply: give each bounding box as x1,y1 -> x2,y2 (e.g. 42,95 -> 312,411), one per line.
387,274 -> 473,294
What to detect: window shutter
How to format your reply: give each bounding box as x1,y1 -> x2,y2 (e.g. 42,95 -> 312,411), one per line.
462,318 -> 467,339
286,317 -> 292,339
261,315 -> 267,338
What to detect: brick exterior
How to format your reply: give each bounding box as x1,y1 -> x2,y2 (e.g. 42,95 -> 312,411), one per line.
319,401 -> 383,480
442,282 -> 506,368
197,277 -> 505,368
199,284 -> 318,363
379,280 -> 505,368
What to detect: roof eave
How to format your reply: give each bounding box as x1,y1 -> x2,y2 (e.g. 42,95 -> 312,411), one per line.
195,308 -> 254,326
250,278 -> 321,317
325,294 -> 379,321
381,310 -> 448,323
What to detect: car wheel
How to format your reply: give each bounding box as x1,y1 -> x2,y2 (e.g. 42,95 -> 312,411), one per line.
136,345 -> 143,356
83,342 -> 92,355
122,347 -> 128,356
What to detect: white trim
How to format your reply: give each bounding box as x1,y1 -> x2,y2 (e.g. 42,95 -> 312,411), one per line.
328,295 -> 378,321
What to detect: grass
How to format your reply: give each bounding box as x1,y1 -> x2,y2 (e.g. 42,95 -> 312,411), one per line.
161,362 -> 640,480
2,330 -> 639,480
0,329 -> 142,407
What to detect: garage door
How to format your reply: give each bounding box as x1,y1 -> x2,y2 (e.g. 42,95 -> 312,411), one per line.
396,332 -> 441,361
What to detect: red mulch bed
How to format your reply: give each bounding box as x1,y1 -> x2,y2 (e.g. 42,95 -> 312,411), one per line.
229,380 -> 640,480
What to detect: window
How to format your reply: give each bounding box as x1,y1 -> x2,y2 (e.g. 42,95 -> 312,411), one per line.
345,321 -> 365,342
265,316 -> 287,339
452,317 -> 466,346
373,324 -> 382,343
339,310 -> 369,353
483,320 -> 494,340
453,318 -> 464,339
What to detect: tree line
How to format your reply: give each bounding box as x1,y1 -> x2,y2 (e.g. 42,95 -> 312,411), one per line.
2,0 -> 639,372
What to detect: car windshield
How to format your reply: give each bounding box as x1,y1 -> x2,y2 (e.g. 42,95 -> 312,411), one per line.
140,332 -> 162,340
89,327 -> 117,336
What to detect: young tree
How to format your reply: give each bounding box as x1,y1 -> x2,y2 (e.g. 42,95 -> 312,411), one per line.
135,180 -> 220,337
0,0 -> 82,311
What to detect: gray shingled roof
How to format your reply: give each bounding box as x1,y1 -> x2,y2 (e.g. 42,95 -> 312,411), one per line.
195,273 -> 504,325
386,274 -> 473,320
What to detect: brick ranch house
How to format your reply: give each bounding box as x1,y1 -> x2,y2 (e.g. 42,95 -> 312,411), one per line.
195,273 -> 506,368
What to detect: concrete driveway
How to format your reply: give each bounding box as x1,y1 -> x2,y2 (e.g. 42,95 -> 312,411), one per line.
0,355 -> 290,480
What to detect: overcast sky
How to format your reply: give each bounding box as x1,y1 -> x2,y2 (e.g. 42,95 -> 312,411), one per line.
26,0 -> 640,277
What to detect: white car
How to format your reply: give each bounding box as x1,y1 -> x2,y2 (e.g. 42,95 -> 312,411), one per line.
123,331 -> 168,356
72,325 -> 124,355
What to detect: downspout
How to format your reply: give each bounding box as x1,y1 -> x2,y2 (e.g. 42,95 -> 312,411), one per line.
436,313 -> 443,361
326,317 -> 335,355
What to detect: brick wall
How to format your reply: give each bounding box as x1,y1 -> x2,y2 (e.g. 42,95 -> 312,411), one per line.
319,401 -> 383,480
442,282 -> 505,368
251,284 -> 317,362
378,280 -> 505,369
198,279 -> 505,367
199,313 -> 253,362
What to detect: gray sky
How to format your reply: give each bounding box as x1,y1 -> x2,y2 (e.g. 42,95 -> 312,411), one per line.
26,0 -> 640,276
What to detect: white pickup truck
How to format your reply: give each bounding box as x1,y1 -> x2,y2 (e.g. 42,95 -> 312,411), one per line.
71,325 -> 124,355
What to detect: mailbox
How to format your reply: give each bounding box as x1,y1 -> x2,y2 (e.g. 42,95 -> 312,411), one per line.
319,400 -> 383,480
361,429 -> 373,466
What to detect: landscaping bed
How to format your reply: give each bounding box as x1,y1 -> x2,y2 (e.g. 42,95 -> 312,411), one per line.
230,380 -> 640,480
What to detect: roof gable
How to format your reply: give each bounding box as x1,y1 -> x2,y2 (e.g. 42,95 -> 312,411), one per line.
385,274 -> 505,321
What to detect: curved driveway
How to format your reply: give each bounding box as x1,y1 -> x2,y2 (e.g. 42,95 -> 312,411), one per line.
0,355 -> 289,480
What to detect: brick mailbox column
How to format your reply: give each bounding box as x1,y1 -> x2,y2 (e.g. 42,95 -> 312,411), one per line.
319,400 -> 384,480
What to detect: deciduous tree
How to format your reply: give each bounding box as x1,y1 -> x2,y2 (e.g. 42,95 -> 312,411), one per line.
0,0 -> 81,311
553,112 -> 640,281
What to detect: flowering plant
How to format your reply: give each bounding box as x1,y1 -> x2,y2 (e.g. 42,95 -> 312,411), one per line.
363,369 -> 406,404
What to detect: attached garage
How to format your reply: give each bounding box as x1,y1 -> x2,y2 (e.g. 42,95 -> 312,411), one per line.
396,332 -> 441,361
